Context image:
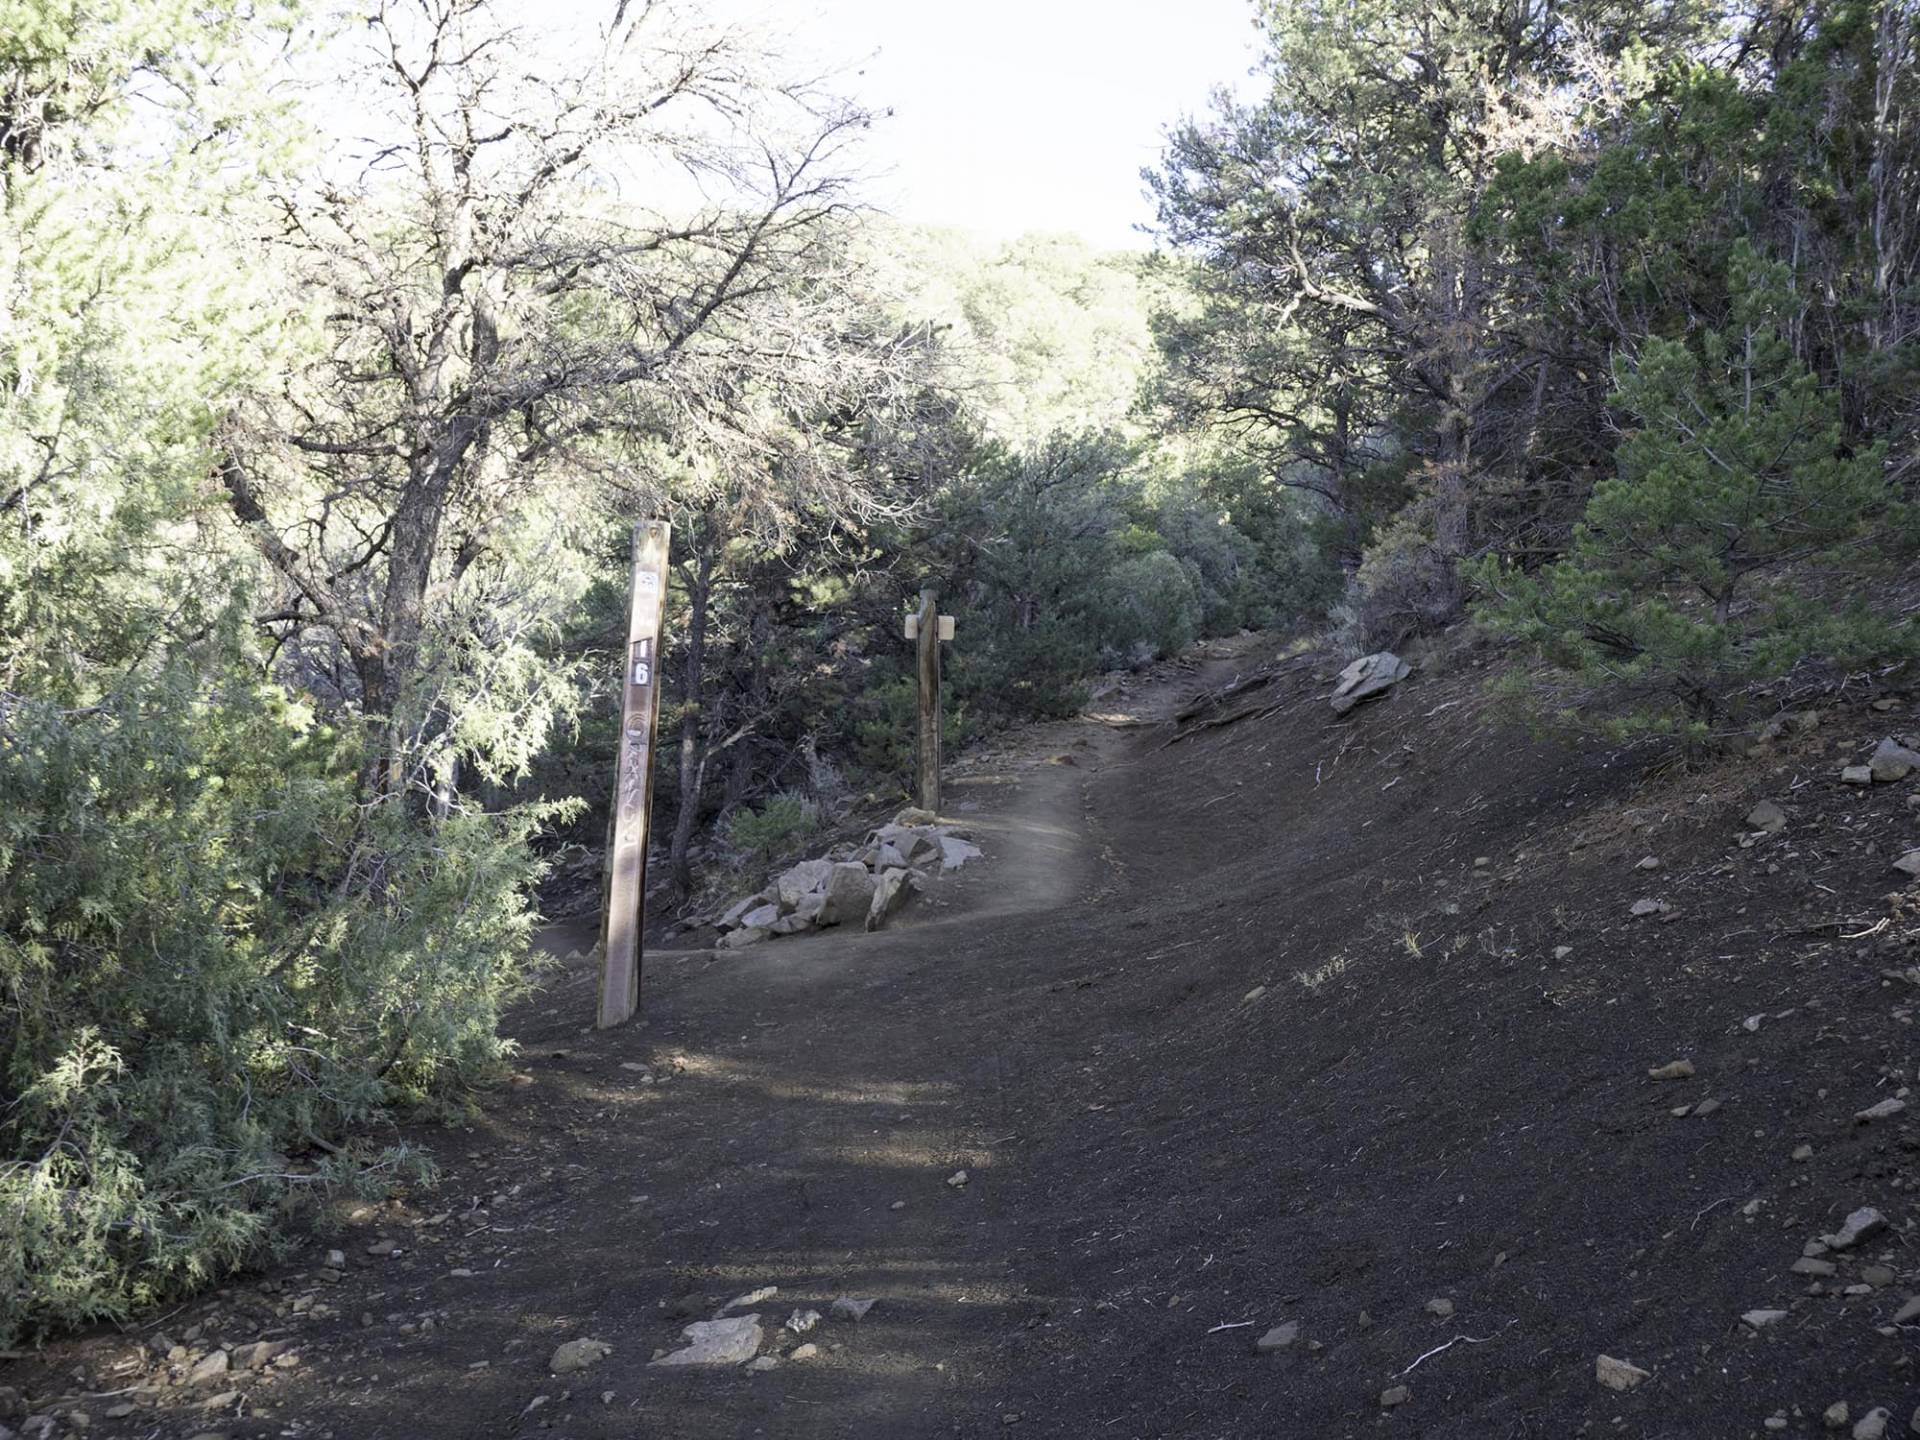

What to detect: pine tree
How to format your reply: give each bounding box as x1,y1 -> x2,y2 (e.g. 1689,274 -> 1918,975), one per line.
1475,245 -> 1916,737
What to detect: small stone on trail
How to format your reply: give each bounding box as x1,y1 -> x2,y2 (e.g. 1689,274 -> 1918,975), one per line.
830,1296 -> 876,1322
1856,1098 -> 1907,1123
890,1200 -> 907,1211
1380,1384 -> 1411,1408
1827,1207 -> 1889,1250
723,1286 -> 777,1312
1595,1354 -> 1650,1391
1893,1296 -> 1920,1324
1792,1258 -> 1837,1277
789,1343 -> 820,1361
1255,1322 -> 1298,1352
1630,898 -> 1672,917
231,1341 -> 287,1371
189,1351 -> 231,1385
1861,1265 -> 1895,1288
1694,1098 -> 1721,1116
785,1309 -> 821,1335
1843,765 -> 1876,786
1870,737 -> 1920,783
1894,850 -> 1920,879
651,1316 -> 761,1368
1742,1309 -> 1789,1329
1424,1298 -> 1454,1319
1554,945 -> 1573,960
1747,800 -> 1789,832
947,1169 -> 969,1188
1793,1143 -> 1815,1161
550,1338 -> 612,1374
1635,855 -> 1661,870
1243,986 -> 1267,1004
1824,1401 -> 1849,1430
1648,1059 -> 1696,1080
1853,1407 -> 1890,1440
745,1356 -> 778,1374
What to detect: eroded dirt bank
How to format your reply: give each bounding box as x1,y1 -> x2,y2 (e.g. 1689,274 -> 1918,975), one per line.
7,634 -> 1919,1440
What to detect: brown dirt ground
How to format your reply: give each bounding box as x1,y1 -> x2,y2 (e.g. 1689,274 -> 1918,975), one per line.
7,633 -> 1920,1440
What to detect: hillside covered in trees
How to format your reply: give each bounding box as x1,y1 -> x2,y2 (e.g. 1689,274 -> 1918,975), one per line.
4,0 -> 1919,1404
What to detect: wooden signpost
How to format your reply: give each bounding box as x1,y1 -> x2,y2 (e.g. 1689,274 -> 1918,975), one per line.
903,586 -> 955,814
598,520 -> 671,1030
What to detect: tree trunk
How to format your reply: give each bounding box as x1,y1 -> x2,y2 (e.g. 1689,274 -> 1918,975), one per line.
667,543 -> 714,902
722,597 -> 771,817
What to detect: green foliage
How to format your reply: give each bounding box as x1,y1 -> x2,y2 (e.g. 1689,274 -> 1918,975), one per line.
0,0 -> 561,1344
728,791 -> 820,859
1474,246 -> 1917,736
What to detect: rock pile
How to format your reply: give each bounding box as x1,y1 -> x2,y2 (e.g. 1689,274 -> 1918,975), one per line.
1841,736 -> 1920,787
715,808 -> 983,948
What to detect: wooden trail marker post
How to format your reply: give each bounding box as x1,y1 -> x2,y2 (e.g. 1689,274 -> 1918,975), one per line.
904,586 -> 955,813
598,519 -> 671,1030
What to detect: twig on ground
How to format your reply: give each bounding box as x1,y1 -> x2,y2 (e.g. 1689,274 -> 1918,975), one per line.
1398,1319 -> 1517,1376
1691,1195 -> 1739,1229
1206,1320 -> 1255,1334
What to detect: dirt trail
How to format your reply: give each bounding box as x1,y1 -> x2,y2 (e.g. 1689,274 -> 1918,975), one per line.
2,642 -> 1243,1440
16,633 -> 1920,1440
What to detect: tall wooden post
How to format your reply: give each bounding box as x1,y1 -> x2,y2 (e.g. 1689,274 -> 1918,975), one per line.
599,520 -> 670,1030
916,586 -> 941,814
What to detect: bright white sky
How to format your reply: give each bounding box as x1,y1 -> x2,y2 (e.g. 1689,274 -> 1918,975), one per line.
784,0 -> 1264,251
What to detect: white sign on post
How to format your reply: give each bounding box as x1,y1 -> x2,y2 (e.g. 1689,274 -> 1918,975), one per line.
599,521 -> 671,1029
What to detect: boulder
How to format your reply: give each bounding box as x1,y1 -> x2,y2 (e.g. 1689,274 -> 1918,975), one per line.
822,862 -> 877,926
893,807 -> 939,827
770,913 -> 815,936
866,868 -> 914,932
720,925 -> 771,950
775,859 -> 835,910
718,893 -> 770,931
1330,652 -> 1410,715
741,903 -> 780,930
1871,737 -> 1920,783
901,828 -> 943,864
874,840 -> 910,870
939,835 -> 983,871
651,1315 -> 762,1367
